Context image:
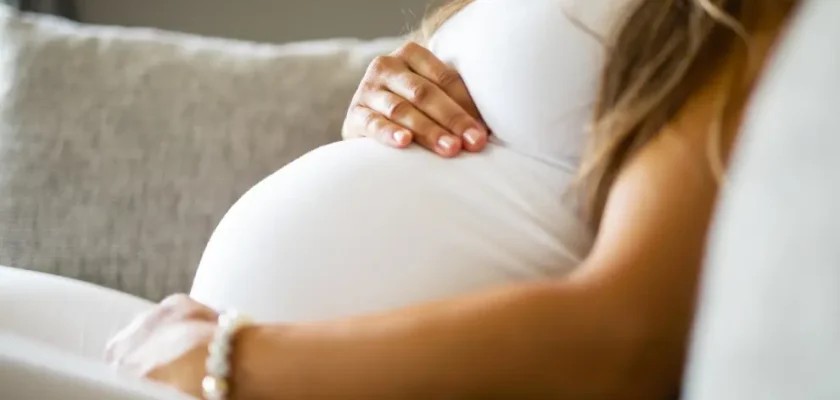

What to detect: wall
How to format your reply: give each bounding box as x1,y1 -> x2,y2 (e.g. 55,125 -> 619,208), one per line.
76,0 -> 436,43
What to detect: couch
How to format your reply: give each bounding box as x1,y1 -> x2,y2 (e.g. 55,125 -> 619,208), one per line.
684,1 -> 840,398
4,2 -> 840,399
0,5 -> 401,300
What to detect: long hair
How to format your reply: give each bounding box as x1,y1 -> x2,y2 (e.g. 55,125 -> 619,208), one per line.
419,0 -> 794,227
580,0 -> 787,227
415,0 -> 475,43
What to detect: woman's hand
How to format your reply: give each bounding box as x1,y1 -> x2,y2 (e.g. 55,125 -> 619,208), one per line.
105,294 -> 218,398
343,42 -> 489,157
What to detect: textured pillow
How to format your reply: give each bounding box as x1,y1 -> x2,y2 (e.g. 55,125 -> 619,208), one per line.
0,6 -> 401,299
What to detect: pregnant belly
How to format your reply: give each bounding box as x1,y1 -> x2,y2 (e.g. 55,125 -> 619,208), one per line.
190,139 -> 592,322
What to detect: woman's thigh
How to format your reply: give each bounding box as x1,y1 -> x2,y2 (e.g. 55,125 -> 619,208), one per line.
0,266 -> 154,359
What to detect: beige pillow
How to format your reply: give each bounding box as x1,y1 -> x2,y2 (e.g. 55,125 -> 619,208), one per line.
0,6 -> 400,299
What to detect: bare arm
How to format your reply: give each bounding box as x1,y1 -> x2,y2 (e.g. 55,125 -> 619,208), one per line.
233,16 -> 795,398
239,281 -> 652,399
234,79 -> 740,400
111,9 -> 791,399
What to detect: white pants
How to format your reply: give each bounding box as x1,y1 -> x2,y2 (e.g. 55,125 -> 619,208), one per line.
0,265 -> 190,399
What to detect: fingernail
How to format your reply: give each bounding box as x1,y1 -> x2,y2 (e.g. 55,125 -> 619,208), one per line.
393,131 -> 411,145
437,136 -> 456,151
463,128 -> 484,146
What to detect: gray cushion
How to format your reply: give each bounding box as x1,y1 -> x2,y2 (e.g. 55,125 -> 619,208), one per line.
0,6 -> 401,299
685,1 -> 840,398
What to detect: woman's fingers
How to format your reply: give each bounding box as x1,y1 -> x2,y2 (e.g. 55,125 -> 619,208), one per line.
379,71 -> 485,153
361,90 -> 463,157
392,42 -> 486,127
105,294 -> 217,365
388,43 -> 488,152
347,104 -> 414,148
342,42 -> 489,156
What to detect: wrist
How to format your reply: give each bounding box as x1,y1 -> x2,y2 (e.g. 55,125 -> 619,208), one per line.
231,324 -> 294,400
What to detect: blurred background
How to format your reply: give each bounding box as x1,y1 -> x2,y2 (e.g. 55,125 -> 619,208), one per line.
9,0 -> 433,42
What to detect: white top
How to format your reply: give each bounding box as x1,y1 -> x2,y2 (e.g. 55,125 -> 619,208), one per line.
190,0 -> 612,322
429,0 -> 610,169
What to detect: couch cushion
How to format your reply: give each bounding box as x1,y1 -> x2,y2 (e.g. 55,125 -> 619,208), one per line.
684,1 -> 840,398
0,5 -> 401,299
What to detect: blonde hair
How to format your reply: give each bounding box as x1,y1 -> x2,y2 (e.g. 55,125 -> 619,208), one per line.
582,0 -> 768,227
414,0 -> 475,43
418,0 -> 795,227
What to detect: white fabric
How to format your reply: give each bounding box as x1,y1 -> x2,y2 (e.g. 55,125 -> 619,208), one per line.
0,333 -> 190,400
684,1 -> 840,398
191,0 -> 614,323
0,265 -> 153,360
429,0 -> 615,169
0,266 -> 168,399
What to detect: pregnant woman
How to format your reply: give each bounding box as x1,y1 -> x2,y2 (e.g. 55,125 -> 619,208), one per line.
2,0 -> 799,399
189,0 -> 606,324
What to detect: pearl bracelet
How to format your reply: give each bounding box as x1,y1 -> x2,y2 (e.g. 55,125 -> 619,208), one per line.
202,310 -> 252,400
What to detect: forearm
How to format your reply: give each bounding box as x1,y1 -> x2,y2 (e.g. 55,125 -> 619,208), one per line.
234,280 -> 678,400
